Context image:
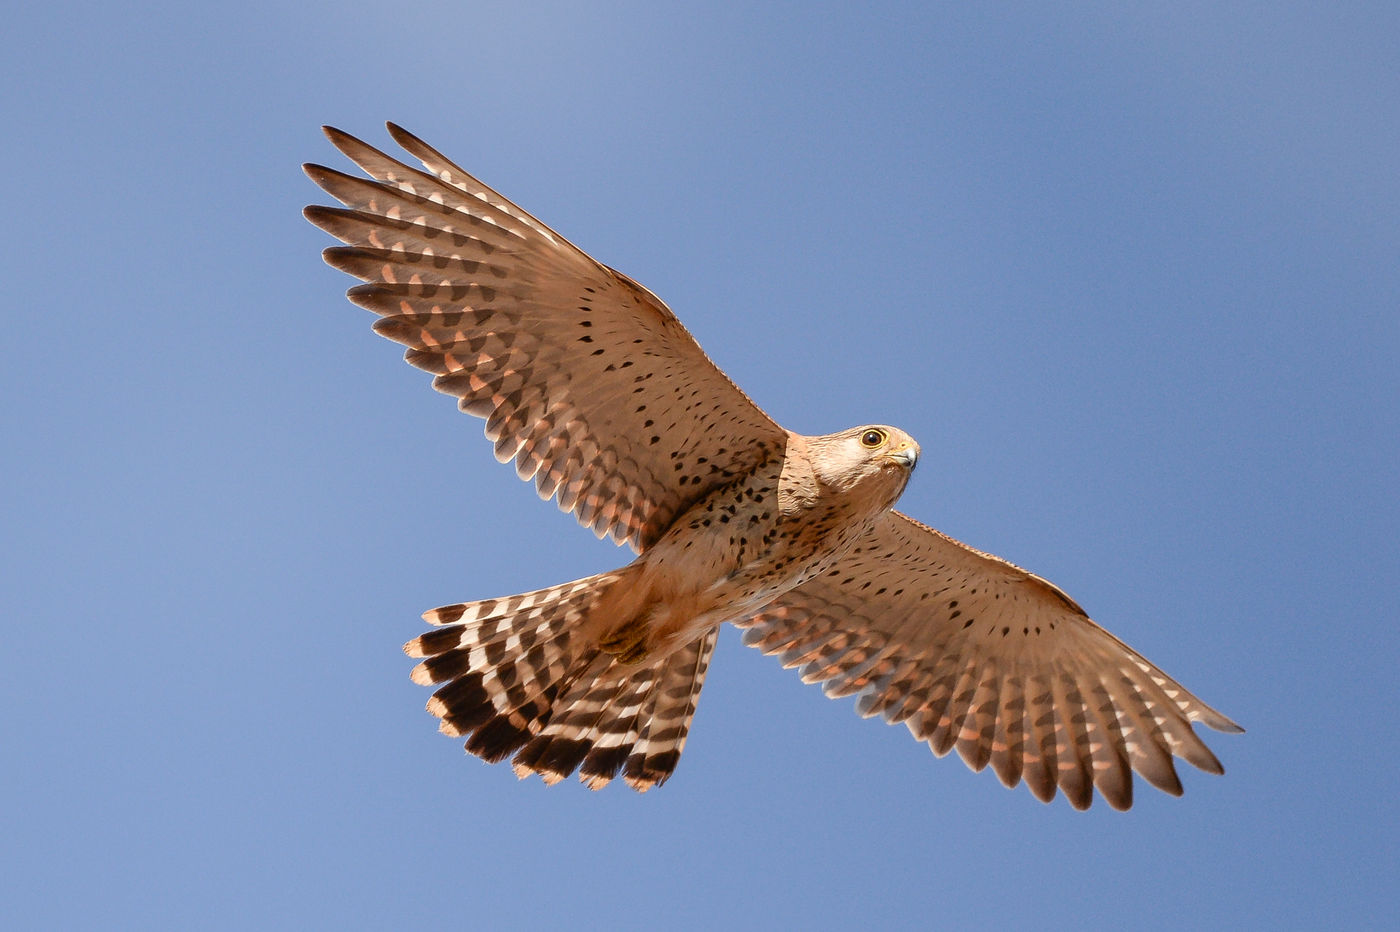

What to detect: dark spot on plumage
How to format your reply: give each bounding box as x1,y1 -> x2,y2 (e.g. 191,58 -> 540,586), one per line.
413,626 -> 463,656
532,736 -> 593,778
419,649 -> 473,683
624,750 -> 680,785
510,735 -> 550,771
580,744 -> 630,782
465,717 -> 534,763
431,675 -> 494,725
481,638 -> 509,668
591,348 -> 605,356
490,658 -> 517,686
579,334 -> 593,342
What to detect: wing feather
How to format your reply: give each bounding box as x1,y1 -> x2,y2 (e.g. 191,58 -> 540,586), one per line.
306,125 -> 787,551
736,511 -> 1241,809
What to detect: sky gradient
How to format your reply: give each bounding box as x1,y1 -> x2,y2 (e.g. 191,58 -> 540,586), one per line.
4,2 -> 1397,928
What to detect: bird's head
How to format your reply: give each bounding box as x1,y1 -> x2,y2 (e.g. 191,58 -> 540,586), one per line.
808,425 -> 920,511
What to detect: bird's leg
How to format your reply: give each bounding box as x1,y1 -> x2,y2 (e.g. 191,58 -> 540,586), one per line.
599,616 -> 651,665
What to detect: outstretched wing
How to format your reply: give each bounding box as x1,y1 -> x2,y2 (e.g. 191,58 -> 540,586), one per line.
305,124 -> 787,551
736,511 -> 1242,810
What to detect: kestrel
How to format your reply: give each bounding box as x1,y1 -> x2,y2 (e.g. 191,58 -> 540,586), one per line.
304,124 -> 1241,810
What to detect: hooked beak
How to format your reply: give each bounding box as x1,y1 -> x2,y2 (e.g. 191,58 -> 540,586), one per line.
886,441 -> 919,471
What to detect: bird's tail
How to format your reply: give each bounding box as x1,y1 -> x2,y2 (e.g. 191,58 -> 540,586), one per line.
404,570 -> 716,791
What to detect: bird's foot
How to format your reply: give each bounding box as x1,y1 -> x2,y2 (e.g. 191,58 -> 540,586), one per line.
599,618 -> 650,665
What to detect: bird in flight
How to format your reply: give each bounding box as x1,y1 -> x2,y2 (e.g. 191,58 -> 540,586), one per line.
304,124 -> 1241,810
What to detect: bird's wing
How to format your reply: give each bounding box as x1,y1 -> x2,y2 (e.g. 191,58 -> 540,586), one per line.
305,125 -> 787,551
735,511 -> 1242,809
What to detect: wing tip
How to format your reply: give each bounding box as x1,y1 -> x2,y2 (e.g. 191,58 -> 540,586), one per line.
1210,716 -> 1246,735
302,202 -> 341,232
1193,701 -> 1246,735
385,121 -> 417,147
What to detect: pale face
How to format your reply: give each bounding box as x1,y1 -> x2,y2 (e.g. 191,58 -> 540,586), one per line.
808,425 -> 921,512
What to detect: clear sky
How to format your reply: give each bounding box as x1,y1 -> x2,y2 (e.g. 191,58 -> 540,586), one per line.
4,2 -> 1397,929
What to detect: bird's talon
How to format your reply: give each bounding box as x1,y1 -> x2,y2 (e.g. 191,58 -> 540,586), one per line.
600,620 -> 650,664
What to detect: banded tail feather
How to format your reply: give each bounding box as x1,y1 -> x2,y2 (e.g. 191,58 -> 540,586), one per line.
404,571 -> 715,791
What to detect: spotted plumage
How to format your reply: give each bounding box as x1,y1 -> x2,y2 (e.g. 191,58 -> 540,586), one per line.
305,124 -> 1241,806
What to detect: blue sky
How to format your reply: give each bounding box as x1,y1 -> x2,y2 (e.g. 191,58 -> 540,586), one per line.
4,2 -> 1397,928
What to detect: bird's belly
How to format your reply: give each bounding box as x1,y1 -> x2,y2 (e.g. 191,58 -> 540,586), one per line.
708,529 -> 857,615
640,509 -> 869,648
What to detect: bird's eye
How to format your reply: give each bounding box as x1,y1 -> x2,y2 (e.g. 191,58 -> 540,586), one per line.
860,429 -> 887,448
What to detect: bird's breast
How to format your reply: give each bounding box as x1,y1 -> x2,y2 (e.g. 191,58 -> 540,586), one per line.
640,475 -> 878,630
